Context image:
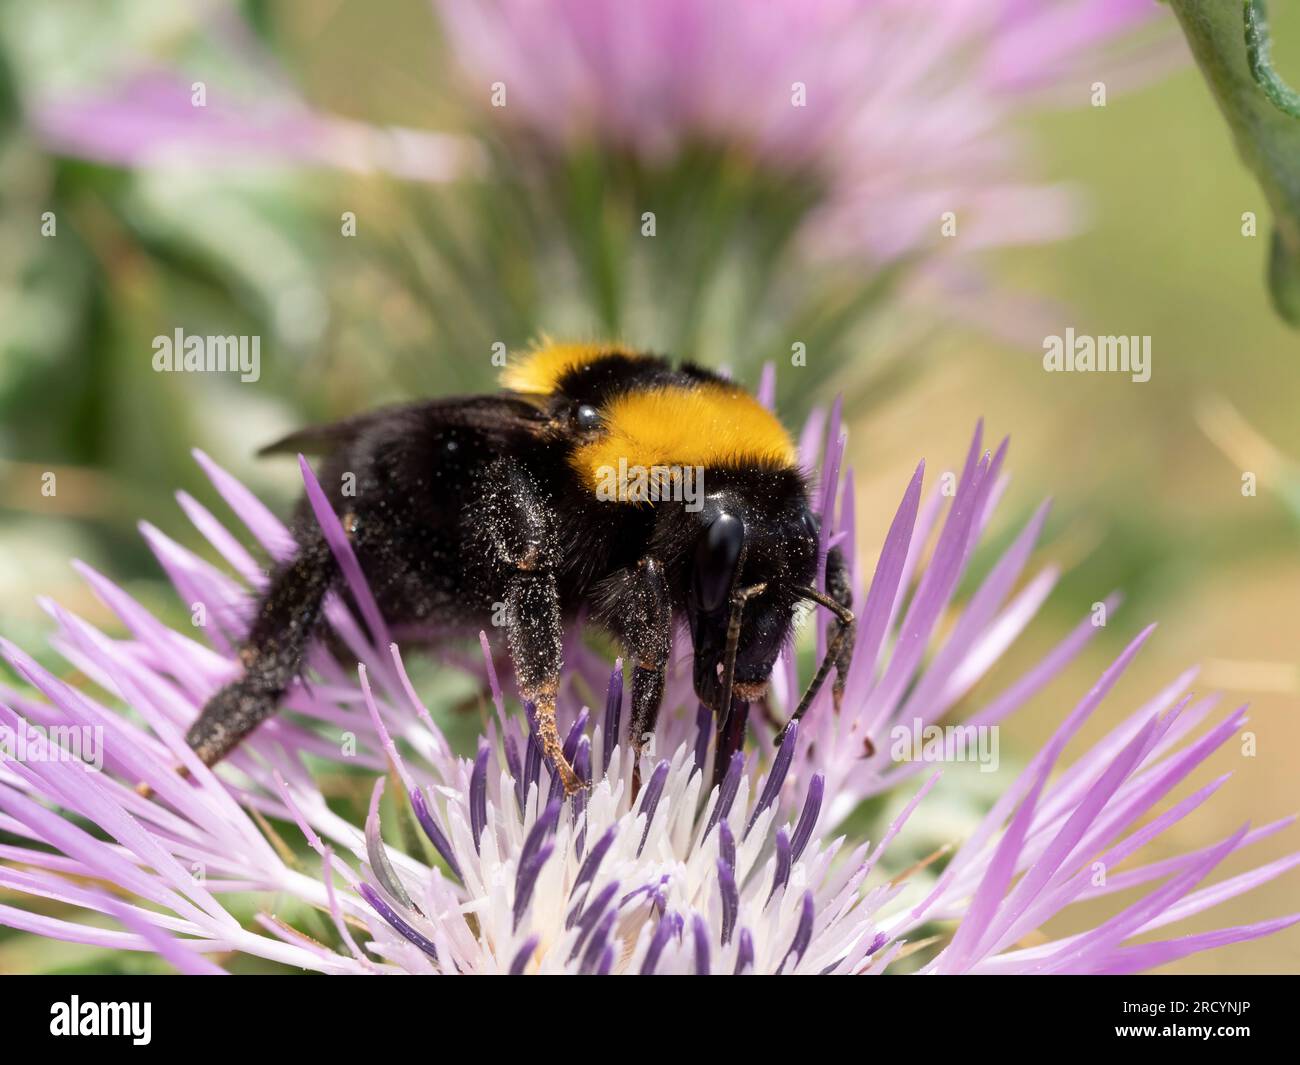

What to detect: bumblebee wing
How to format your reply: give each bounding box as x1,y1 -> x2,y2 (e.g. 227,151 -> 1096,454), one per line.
256,415 -> 385,457
257,395 -> 548,458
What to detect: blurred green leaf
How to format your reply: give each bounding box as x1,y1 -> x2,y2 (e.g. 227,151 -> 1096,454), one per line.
1171,0 -> 1300,325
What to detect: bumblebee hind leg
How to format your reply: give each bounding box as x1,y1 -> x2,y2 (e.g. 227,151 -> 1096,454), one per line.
186,534 -> 336,766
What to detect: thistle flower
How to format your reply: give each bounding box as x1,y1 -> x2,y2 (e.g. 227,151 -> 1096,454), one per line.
31,69 -> 473,182
22,9 -> 472,182
18,2 -> 1181,377
435,0 -> 1174,264
0,411 -> 1295,974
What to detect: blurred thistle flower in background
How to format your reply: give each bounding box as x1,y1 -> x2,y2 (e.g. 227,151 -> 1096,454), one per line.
7,0 -> 1180,409
1,404 -> 1294,974
429,0 -> 1183,405
436,0 -> 1163,261
32,67 -> 473,184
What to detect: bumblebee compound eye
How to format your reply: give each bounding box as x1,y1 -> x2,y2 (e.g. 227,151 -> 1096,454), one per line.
575,403 -> 601,430
691,511 -> 745,614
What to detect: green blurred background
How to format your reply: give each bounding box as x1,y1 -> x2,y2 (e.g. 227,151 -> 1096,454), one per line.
0,0 -> 1297,973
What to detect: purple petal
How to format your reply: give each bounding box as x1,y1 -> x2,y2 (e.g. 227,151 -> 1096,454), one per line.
790,772 -> 824,862
1032,826 -> 1249,975
847,461 -> 924,691
602,661 -> 624,771
718,820 -> 736,872
572,736 -> 592,854
1096,915 -> 1300,975
478,631 -> 505,716
767,827 -> 792,906
192,449 -> 295,560
297,454 -> 390,649
470,741 -> 490,854
777,891 -> 815,974
512,841 -> 555,932
580,907 -> 618,974
717,859 -> 739,945
569,880 -> 620,955
364,778 -> 414,912
924,625 -> 1157,920
563,707 -> 590,761
358,882 -> 438,962
570,826 -> 617,906
410,786 -> 462,882
746,720 -> 797,838
549,707 -> 591,805
692,914 -> 711,975
641,912 -> 676,975
523,701 -> 542,797
703,751 -> 744,840
509,934 -> 539,975
505,732 -> 525,814
734,928 -> 755,974
520,798 -> 562,873
636,759 -> 671,857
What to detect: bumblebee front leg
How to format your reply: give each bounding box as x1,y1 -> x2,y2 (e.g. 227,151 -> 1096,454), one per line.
484,459 -> 583,796
604,557 -> 672,761
825,545 -> 857,713
775,546 -> 858,746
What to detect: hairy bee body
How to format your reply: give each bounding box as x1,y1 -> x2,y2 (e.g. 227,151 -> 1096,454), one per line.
188,345 -> 854,791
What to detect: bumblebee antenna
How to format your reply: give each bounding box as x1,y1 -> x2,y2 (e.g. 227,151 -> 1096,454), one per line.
776,585 -> 856,745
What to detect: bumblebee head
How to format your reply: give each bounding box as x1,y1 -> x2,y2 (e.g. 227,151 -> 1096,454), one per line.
686,481 -> 819,713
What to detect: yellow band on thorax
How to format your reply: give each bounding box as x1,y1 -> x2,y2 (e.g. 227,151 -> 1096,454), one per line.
573,383 -> 797,492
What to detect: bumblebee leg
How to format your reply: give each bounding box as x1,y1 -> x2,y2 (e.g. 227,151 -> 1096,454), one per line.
186,534 -> 337,766
484,459 -> 582,796
775,564 -> 857,744
715,697 -> 750,788
825,546 -> 857,713
776,622 -> 852,744
505,568 -> 582,795
600,557 -> 672,789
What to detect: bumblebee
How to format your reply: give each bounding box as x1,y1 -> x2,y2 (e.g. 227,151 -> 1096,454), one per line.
186,343 -> 856,794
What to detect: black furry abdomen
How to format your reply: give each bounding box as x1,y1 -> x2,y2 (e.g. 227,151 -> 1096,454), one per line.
296,396 -> 635,639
